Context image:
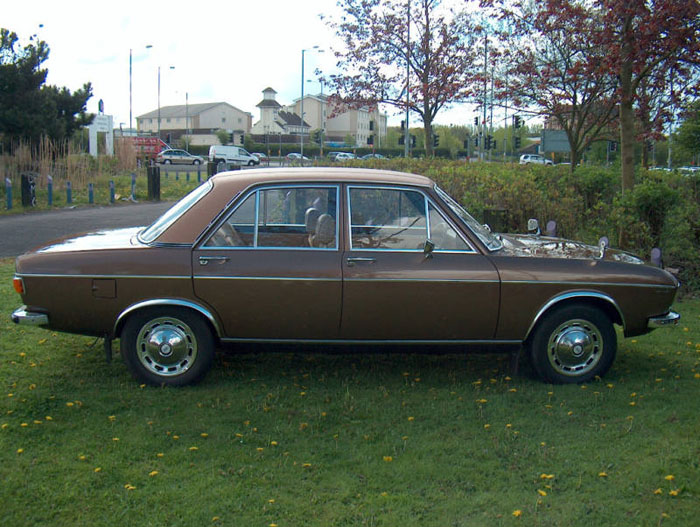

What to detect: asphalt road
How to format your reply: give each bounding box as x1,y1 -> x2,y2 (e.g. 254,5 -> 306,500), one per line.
0,201 -> 173,258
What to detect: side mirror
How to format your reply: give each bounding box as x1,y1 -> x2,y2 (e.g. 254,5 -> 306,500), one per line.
423,239 -> 435,259
527,218 -> 540,235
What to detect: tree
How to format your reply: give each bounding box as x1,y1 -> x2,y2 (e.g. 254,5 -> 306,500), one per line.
0,28 -> 93,146
484,1 -> 619,172
675,100 -> 700,164
596,1 -> 700,191
324,0 -> 481,157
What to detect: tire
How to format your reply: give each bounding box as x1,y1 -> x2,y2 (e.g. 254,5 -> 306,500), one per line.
528,304 -> 616,384
193,159 -> 201,165
120,307 -> 215,386
163,159 -> 171,165
216,160 -> 226,173
247,160 -> 255,166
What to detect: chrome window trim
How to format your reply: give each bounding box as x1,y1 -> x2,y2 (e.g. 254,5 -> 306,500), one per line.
114,299 -> 222,338
503,280 -> 677,289
199,183 -> 340,251
344,278 -> 500,283
346,185 -> 476,253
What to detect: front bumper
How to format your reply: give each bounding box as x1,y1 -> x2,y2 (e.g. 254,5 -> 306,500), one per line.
11,306 -> 49,326
648,311 -> 680,329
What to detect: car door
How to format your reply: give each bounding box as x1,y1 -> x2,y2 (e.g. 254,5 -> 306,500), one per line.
193,184 -> 342,340
340,185 -> 500,341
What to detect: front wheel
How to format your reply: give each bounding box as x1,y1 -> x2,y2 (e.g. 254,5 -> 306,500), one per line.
163,159 -> 171,165
120,308 -> 215,386
528,304 -> 616,384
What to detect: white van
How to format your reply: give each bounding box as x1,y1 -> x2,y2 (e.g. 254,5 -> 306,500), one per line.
209,145 -> 259,170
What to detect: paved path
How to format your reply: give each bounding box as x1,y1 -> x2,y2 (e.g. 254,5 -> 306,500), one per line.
0,201 -> 173,258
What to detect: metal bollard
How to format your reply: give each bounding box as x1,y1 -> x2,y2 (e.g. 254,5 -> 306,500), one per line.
66,181 -> 72,204
88,183 -> 94,204
109,180 -> 115,203
130,173 -> 136,201
175,171 -> 179,181
5,178 -> 11,210
186,171 -> 190,182
47,176 -> 53,206
197,167 -> 201,183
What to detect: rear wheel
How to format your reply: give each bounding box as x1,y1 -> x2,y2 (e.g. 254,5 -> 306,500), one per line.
528,304 -> 616,384
120,307 -> 215,386
216,159 -> 226,173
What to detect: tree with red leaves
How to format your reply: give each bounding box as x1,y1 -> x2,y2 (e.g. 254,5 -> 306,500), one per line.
324,0 -> 481,156
486,0 -> 699,187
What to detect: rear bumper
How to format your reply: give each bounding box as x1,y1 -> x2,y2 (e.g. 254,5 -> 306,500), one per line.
11,306 -> 49,326
648,311 -> 680,329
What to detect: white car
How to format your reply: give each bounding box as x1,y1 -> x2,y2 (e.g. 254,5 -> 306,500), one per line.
209,145 -> 259,171
335,152 -> 357,160
520,154 -> 554,166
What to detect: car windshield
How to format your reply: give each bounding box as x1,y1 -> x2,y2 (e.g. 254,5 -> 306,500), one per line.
434,185 -> 503,251
138,181 -> 213,243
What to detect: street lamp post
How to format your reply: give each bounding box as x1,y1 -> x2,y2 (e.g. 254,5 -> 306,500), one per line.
158,65 -> 175,141
130,44 -> 153,134
301,46 -> 323,159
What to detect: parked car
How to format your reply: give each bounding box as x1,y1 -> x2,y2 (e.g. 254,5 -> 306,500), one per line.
360,153 -> 386,160
286,153 -> 309,162
156,149 -> 204,165
327,152 -> 345,161
520,154 -> 554,166
335,152 -> 357,161
209,145 -> 259,171
251,152 -> 269,162
12,168 -> 680,386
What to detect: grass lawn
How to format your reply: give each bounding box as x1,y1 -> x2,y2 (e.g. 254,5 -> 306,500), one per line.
1,258 -> 698,526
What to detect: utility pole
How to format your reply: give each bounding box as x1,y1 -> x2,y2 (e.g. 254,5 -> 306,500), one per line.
404,1 -> 411,158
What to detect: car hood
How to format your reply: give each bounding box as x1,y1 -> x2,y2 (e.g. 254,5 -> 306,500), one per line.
35,227 -> 146,254
497,233 -> 644,264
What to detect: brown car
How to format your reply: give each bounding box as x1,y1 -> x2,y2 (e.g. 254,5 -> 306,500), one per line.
11,168 -> 680,386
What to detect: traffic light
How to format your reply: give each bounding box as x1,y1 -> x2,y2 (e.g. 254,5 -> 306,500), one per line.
367,135 -> 374,145
609,141 -> 617,152
433,134 -> 439,147
474,136 -> 479,147
486,135 -> 493,150
399,135 -> 405,145
166,133 -> 171,144
228,132 -> 234,143
513,115 -> 522,129
400,120 -> 405,131
463,139 -> 469,149
514,136 -> 521,149
411,134 -> 416,148
474,117 -> 479,126
239,134 -> 245,144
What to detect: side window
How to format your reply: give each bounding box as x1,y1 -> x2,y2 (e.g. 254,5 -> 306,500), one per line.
428,203 -> 469,251
204,187 -> 337,249
349,188 -> 427,250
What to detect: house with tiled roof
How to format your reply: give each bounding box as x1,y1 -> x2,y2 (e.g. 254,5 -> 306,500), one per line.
251,88 -> 310,136
136,102 -> 253,146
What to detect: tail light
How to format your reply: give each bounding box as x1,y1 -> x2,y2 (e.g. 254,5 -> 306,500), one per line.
13,276 -> 25,294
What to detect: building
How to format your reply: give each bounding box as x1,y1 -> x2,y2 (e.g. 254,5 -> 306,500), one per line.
251,88 -> 311,137
251,87 -> 388,147
136,102 -> 253,146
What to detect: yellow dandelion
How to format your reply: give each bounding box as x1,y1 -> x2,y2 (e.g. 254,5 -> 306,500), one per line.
383,456 -> 393,462
381,491 -> 388,497
476,398 -> 488,404
173,435 -> 180,440
669,489 -> 680,497
665,475 -> 675,481
506,423 -> 512,428
302,463 -> 312,468
653,488 -> 662,495
66,402 -> 74,407
157,453 -> 164,458
21,423 -> 28,427
509,388 -> 517,393
537,489 -> 547,496
149,470 -> 158,477
270,441 -> 278,446
108,415 -> 116,421
212,517 -> 220,522
17,448 -> 24,454
1,423 -> 7,429
484,424 -> 491,429
112,437 -> 119,442
407,416 -> 415,421
299,422 -> 309,431
598,472 -> 608,477
257,447 -> 264,453
79,455 -> 87,461
28,384 -> 36,390
201,433 -> 209,438
268,499 -> 275,504
540,474 -> 555,480
33,420 -> 42,425
512,509 -> 522,517
189,446 -> 198,451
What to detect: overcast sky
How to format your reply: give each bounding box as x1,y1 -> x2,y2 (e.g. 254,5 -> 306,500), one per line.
4,0 -> 473,130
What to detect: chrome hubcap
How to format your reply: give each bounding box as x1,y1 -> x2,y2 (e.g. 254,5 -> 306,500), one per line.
136,317 -> 197,377
547,319 -> 603,377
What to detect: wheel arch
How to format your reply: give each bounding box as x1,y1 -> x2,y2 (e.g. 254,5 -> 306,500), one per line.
524,291 -> 624,342
114,299 -> 223,340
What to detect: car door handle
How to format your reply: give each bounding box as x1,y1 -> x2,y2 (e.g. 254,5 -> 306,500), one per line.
199,256 -> 230,266
346,257 -> 376,266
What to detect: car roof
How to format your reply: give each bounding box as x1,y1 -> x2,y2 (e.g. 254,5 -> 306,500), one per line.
157,168 -> 434,244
